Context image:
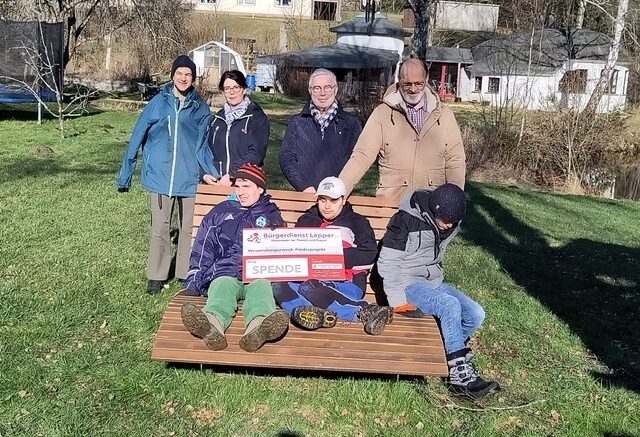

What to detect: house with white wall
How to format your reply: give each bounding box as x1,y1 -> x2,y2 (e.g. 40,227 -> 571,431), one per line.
460,28 -> 629,113
186,0 -> 340,20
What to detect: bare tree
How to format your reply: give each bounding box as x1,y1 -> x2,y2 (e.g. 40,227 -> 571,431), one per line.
0,27 -> 96,137
585,0 -> 629,112
406,0 -> 431,61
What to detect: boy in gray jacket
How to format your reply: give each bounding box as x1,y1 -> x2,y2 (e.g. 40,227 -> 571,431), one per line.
377,183 -> 499,400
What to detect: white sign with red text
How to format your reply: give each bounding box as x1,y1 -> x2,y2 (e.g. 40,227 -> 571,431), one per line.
242,227 -> 346,282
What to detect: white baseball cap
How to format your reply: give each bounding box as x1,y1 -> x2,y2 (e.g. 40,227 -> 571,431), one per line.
316,176 -> 346,199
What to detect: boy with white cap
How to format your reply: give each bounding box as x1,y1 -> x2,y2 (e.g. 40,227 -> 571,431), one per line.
272,176 -> 393,335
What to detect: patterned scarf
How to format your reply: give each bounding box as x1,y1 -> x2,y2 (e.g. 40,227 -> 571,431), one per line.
310,100 -> 338,139
224,96 -> 251,125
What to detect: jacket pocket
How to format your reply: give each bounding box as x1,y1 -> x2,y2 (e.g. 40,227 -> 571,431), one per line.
378,174 -> 409,189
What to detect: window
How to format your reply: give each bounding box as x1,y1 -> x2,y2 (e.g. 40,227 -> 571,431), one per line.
200,0 -> 215,3
623,70 -> 629,95
238,0 -> 255,4
487,77 -> 500,94
608,70 -> 619,94
275,0 -> 290,6
559,69 -> 587,93
473,76 -> 482,92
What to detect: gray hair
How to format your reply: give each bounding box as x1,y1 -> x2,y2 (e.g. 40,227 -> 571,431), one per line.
308,68 -> 337,87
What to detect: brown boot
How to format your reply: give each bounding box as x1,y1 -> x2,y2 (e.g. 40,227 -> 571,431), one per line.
181,303 -> 227,350
239,310 -> 289,352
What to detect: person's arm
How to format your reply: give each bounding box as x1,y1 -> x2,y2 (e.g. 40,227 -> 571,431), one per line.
339,108 -> 384,194
377,213 -> 410,307
279,116 -> 305,191
343,215 -> 377,269
115,100 -> 155,190
443,108 -> 466,189
182,211 -> 218,295
196,110 -> 220,180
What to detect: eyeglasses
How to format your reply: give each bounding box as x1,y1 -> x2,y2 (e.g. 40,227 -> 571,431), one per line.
400,81 -> 426,91
223,85 -> 243,93
310,85 -> 336,94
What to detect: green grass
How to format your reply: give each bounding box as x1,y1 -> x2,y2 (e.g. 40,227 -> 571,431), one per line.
0,104 -> 639,436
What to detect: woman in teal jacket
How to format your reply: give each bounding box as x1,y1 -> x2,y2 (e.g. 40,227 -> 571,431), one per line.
116,55 -> 219,295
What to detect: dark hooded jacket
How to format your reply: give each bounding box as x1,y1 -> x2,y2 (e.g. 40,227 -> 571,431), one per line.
377,190 -> 460,307
296,202 -> 376,290
182,194 -> 283,296
208,100 -> 270,178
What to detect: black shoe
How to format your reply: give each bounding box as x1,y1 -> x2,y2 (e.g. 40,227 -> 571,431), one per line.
357,305 -> 393,335
291,306 -> 337,330
448,376 -> 501,400
446,350 -> 500,400
147,280 -> 164,295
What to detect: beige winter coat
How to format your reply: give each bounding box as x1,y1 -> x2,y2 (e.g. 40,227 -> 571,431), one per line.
339,85 -> 466,199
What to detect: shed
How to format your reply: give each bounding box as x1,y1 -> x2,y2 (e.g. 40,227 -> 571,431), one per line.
255,14 -> 409,97
189,41 -> 246,90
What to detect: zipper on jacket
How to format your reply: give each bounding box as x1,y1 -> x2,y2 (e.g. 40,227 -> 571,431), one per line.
168,99 -> 182,197
167,115 -> 171,135
225,124 -> 231,175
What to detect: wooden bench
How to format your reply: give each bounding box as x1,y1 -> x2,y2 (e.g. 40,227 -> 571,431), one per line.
151,184 -> 448,376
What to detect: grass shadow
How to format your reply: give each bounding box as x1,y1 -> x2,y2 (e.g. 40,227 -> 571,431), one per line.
0,102 -> 103,122
461,184 -> 640,393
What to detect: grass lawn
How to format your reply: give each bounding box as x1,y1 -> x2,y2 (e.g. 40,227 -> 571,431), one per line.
0,102 -> 639,436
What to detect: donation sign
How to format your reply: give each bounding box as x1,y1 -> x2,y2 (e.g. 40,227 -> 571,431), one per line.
242,227 -> 346,282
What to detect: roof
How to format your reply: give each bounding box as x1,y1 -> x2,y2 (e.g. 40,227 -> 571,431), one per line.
256,43 -> 400,69
330,13 -> 411,38
424,46 -> 473,64
468,28 -> 616,76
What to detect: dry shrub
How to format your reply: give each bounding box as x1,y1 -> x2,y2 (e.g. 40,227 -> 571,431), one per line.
466,108 -> 626,193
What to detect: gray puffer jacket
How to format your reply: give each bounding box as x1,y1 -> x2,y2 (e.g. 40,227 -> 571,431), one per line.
377,191 -> 460,307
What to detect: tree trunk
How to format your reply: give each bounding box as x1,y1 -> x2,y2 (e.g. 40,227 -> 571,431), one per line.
584,0 -> 628,113
409,0 -> 430,61
575,0 -> 586,29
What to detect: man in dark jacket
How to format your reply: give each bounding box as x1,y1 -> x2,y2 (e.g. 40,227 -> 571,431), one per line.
273,177 -> 393,335
180,163 -> 289,352
377,184 -> 500,399
279,69 -> 361,192
116,55 -> 219,295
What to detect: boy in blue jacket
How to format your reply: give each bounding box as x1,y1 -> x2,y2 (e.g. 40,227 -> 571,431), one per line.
116,55 -> 219,294
180,164 -> 289,352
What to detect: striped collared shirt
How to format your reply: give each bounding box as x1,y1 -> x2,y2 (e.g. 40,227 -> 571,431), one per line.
406,100 -> 428,133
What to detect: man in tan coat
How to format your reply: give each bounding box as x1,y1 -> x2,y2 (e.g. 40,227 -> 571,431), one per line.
339,59 -> 466,199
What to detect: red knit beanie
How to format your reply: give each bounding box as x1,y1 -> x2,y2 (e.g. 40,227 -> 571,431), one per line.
235,163 -> 266,190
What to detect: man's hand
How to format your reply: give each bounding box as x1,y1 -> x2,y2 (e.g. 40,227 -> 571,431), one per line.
218,174 -> 232,187
203,174 -> 218,185
394,304 -> 426,318
303,186 -> 316,193
117,187 -> 129,193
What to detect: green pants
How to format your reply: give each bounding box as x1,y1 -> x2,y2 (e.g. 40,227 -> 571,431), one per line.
203,277 -> 276,329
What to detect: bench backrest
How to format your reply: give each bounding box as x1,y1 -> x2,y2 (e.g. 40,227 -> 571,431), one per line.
193,184 -> 399,241
193,185 -> 400,301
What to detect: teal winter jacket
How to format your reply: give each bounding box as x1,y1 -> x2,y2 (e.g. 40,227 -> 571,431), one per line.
116,83 -> 219,197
